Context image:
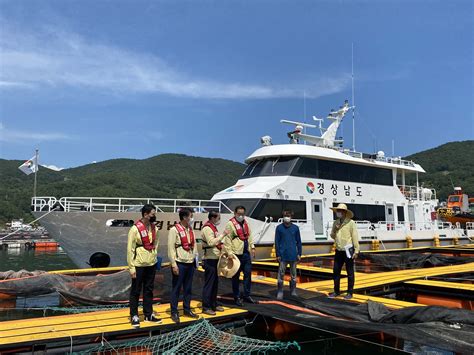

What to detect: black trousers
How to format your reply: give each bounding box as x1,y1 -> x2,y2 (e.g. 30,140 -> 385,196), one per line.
171,262 -> 195,314
232,253 -> 252,299
333,250 -> 355,294
202,258 -> 219,310
129,264 -> 156,317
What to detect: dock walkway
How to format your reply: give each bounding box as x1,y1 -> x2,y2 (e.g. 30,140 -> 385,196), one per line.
0,301 -> 246,349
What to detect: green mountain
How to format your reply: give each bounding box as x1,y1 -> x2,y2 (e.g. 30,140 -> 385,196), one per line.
1,140 -> 472,226
404,140 -> 474,201
0,154 -> 245,226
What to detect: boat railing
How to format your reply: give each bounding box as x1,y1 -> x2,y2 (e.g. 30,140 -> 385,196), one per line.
340,149 -> 416,168
276,218 -> 308,224
397,185 -> 437,201
339,220 -> 455,232
31,196 -> 233,214
344,150 -> 363,159
354,221 -> 373,229
31,197 -> 58,212
373,156 -> 416,167
434,221 -> 454,230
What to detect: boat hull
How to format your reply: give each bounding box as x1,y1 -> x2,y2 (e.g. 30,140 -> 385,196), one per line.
33,211 -> 470,268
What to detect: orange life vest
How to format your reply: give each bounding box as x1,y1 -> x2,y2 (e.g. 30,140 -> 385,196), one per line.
202,222 -> 223,250
175,223 -> 195,252
135,220 -> 156,251
230,217 -> 250,241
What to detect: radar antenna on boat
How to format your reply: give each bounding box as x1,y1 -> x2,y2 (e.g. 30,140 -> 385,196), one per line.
281,100 -> 354,148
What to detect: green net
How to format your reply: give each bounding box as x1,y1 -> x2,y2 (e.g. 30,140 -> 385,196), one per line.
79,319 -> 300,354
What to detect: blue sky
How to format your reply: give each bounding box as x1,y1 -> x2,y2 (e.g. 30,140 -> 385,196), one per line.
0,0 -> 472,170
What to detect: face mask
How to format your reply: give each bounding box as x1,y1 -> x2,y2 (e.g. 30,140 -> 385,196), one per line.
283,216 -> 291,223
188,217 -> 194,225
214,219 -> 221,226
336,212 -> 343,219
149,215 -> 157,224
236,215 -> 244,223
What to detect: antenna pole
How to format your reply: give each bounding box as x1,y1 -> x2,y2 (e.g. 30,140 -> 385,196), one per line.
303,90 -> 307,144
351,42 -> 356,152
33,148 -> 38,198
304,91 -> 307,125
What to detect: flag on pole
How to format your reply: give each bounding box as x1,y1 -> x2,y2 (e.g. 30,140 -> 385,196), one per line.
18,156 -> 39,175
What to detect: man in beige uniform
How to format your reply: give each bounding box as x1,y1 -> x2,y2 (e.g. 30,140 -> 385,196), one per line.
223,205 -> 256,306
168,207 -> 199,324
201,211 -> 228,315
328,203 -> 360,300
127,204 -> 161,328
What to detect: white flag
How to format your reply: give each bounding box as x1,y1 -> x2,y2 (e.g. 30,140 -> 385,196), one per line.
18,156 -> 39,175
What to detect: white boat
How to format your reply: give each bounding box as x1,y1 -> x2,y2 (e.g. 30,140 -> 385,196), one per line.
32,100 -> 472,268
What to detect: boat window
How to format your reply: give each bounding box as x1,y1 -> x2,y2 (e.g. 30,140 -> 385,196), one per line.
448,196 -> 460,202
218,199 -> 259,215
251,199 -> 307,221
241,161 -> 257,177
332,203 -> 386,223
397,206 -> 405,222
241,157 -> 298,178
293,157 -> 393,186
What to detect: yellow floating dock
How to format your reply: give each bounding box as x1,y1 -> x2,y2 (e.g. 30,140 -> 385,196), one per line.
249,274 -> 424,309
253,260 -> 363,277
299,261 -> 474,293
0,301 -> 247,350
1,245 -> 473,352
405,279 -> 474,291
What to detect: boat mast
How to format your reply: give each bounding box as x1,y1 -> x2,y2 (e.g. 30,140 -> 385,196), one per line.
303,90 -> 307,144
351,42 -> 356,152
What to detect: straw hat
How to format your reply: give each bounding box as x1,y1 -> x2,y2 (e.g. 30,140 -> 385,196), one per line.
217,253 -> 241,278
330,203 -> 354,219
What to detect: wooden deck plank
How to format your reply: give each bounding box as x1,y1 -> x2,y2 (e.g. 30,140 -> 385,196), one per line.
0,301 -> 246,346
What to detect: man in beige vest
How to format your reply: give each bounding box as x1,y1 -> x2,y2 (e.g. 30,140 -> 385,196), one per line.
168,207 -> 199,324
127,204 -> 162,328
328,203 -> 360,300
201,211 -> 228,315
223,205 -> 256,306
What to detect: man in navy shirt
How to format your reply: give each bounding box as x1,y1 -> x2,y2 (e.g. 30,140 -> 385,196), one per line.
275,209 -> 302,300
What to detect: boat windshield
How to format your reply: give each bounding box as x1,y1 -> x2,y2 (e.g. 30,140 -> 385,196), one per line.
241,155 -> 393,186
218,199 -> 260,215
241,157 -> 298,178
448,196 -> 461,202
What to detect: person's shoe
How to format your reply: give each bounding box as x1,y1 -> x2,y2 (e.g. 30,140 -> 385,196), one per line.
276,282 -> 284,300
214,306 -> 225,312
131,315 -> 140,328
144,314 -> 162,324
202,308 -> 216,316
171,313 -> 180,324
328,292 -> 340,298
290,281 -> 298,297
184,310 -> 199,319
344,293 -> 353,300
234,298 -> 243,307
243,296 -> 256,304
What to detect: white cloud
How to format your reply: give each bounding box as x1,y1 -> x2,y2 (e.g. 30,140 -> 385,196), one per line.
0,123 -> 73,143
0,23 -> 350,99
0,81 -> 35,88
41,164 -> 63,171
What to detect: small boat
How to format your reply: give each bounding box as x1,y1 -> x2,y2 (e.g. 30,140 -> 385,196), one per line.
437,187 -> 474,227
